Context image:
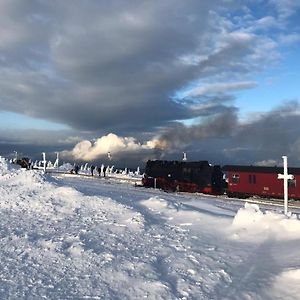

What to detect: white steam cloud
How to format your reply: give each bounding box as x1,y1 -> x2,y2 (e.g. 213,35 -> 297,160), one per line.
63,133 -> 158,161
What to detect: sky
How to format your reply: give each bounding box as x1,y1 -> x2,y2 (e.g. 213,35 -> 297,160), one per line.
0,0 -> 300,167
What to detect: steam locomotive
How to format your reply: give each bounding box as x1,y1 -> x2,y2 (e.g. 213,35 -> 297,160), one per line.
142,160 -> 300,200
142,160 -> 225,194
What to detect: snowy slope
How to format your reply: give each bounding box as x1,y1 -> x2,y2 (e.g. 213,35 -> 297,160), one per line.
0,157 -> 300,299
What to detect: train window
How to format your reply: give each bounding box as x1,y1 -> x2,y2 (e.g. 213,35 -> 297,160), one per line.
232,174 -> 240,183
183,168 -> 191,174
288,178 -> 296,188
249,174 -> 256,184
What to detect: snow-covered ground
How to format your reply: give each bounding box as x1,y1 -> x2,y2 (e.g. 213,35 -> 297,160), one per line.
1,157 -> 300,299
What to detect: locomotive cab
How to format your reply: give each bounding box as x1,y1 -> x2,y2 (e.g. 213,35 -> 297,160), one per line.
143,160 -> 225,194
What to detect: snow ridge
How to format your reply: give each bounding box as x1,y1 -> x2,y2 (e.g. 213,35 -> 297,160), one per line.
1,157 -> 300,299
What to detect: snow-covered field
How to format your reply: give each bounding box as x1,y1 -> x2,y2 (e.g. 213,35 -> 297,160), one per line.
1,158 -> 300,299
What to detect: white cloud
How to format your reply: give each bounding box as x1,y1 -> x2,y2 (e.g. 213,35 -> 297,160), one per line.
254,159 -> 279,167
270,0 -> 300,20
255,16 -> 276,28
278,33 -> 300,45
64,133 -> 158,161
188,81 -> 257,97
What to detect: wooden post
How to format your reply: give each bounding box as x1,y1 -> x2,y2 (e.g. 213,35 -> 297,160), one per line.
278,156 -> 294,215
42,152 -> 47,173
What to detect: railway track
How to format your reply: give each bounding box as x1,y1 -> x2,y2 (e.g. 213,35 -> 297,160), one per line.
46,170 -> 300,212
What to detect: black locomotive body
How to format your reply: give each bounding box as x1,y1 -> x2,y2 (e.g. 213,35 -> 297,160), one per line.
142,160 -> 225,194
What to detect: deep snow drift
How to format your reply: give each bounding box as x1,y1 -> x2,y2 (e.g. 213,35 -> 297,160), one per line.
0,157 -> 300,299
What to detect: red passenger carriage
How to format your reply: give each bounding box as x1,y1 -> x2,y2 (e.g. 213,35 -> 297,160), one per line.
223,165 -> 300,200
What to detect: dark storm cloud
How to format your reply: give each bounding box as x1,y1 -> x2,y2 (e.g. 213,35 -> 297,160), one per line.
0,128 -> 83,160
230,101 -> 300,165
156,108 -> 238,150
171,101 -> 300,167
0,0 -> 299,166
0,0 -> 280,133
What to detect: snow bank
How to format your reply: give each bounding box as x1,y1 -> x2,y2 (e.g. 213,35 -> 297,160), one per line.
0,159 -> 144,231
141,196 -> 203,226
230,203 -> 300,242
0,158 -> 149,298
58,162 -> 73,171
140,196 -> 230,231
0,156 -> 20,174
269,268 -> 300,299
2,157 -> 300,299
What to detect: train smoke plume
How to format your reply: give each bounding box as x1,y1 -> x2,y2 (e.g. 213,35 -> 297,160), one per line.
63,133 -> 158,161
156,109 -> 238,151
